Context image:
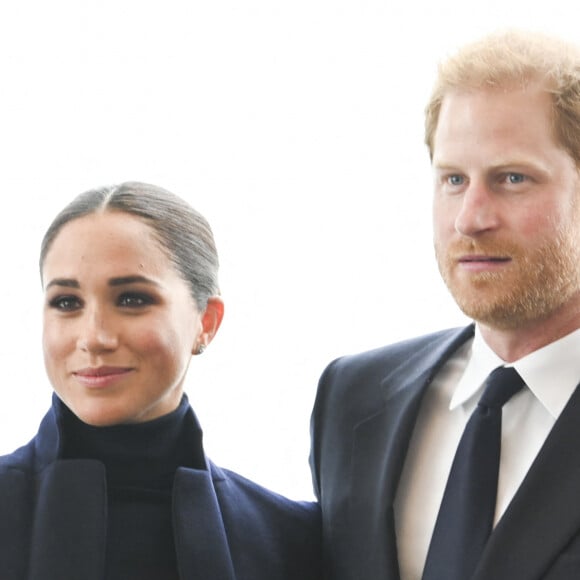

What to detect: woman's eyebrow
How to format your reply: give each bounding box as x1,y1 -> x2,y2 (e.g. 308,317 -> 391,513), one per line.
45,275 -> 160,290
108,275 -> 160,287
45,278 -> 79,290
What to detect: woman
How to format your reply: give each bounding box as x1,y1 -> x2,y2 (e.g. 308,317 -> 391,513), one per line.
0,182 -> 320,580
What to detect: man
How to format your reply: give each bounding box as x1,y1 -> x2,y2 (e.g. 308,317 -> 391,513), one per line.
310,30 -> 580,580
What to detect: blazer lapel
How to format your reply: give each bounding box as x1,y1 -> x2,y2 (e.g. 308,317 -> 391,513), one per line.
172,467 -> 236,580
474,382 -> 580,579
28,460 -> 107,580
348,325 -> 474,579
348,369 -> 432,579
0,469 -> 35,579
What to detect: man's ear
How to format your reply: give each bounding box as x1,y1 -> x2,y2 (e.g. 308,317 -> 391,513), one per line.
194,296 -> 225,354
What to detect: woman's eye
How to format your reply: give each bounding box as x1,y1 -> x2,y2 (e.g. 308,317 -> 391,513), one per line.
49,296 -> 82,311
118,293 -> 154,308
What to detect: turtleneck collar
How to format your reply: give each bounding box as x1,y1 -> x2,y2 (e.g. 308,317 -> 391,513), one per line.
57,394 -> 207,491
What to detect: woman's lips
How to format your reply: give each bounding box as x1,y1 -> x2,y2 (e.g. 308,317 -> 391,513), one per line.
73,366 -> 134,388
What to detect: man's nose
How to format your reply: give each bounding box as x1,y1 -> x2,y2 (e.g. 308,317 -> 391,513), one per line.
454,179 -> 501,237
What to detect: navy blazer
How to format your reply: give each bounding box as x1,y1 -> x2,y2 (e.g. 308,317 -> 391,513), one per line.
310,325 -> 580,580
0,397 -> 321,580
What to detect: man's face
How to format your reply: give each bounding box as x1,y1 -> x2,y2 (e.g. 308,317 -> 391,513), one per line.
432,85 -> 580,330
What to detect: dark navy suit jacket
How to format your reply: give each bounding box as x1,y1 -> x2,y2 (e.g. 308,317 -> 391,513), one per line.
310,325 -> 580,579
0,397 -> 321,580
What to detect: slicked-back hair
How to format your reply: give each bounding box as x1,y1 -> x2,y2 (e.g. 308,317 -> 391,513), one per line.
40,182 -> 220,310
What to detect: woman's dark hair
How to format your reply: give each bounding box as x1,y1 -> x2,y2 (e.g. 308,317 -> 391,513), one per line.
40,181 -> 220,310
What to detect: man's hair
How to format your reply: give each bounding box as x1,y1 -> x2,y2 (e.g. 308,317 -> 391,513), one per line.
425,30 -> 580,165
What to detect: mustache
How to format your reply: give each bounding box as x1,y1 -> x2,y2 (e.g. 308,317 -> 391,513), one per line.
444,239 -> 520,257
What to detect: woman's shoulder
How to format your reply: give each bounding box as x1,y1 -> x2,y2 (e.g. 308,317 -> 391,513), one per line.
209,460 -> 318,515
207,461 -> 321,579
0,440 -> 36,474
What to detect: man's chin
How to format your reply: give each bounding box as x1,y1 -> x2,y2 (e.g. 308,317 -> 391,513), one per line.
454,292 -> 561,331
450,288 -> 525,330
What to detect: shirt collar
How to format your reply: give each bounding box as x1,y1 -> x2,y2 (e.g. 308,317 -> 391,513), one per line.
450,326 -> 580,419
450,327 -> 502,411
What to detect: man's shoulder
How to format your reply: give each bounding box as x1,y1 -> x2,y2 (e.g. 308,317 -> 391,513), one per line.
312,325 -> 473,420
323,326 -> 470,381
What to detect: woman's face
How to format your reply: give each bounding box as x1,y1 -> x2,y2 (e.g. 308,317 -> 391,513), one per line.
41,211 -> 221,426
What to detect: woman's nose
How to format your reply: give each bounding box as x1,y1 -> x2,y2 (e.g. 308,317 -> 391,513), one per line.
76,308 -> 118,353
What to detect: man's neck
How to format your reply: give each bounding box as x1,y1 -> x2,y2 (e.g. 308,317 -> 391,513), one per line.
478,303 -> 580,362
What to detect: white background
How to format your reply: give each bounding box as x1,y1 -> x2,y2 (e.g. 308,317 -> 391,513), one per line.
0,1 -> 577,500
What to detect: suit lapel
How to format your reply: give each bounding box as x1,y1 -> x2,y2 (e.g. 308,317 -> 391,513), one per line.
474,382 -> 580,579
28,460 -> 107,580
348,326 -> 474,579
172,467 -> 236,580
348,368 -> 432,579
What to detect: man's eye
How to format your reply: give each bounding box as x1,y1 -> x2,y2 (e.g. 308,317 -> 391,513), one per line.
506,173 -> 526,184
118,293 -> 153,308
447,175 -> 464,186
49,296 -> 82,311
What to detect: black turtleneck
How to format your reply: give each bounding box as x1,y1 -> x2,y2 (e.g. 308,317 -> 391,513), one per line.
60,396 -> 205,580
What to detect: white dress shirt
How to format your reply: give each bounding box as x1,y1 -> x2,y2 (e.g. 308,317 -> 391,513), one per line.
393,326 -> 580,580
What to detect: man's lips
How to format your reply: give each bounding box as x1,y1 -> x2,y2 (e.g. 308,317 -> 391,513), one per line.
458,255 -> 511,263
456,254 -> 511,272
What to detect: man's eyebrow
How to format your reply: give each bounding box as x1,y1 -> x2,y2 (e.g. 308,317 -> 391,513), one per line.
432,162 -> 460,171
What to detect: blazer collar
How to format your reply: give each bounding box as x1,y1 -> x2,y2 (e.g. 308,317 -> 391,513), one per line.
350,324 -> 474,504
20,396 -> 235,580
378,324 -> 475,406
27,459 -> 108,580
20,462 -> 236,580
172,467 -> 237,580
346,325 -> 474,579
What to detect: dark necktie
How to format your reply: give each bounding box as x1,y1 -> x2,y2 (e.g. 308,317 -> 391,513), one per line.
422,366 -> 525,580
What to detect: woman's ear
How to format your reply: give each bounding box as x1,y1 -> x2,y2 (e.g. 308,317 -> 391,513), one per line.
194,296 -> 225,354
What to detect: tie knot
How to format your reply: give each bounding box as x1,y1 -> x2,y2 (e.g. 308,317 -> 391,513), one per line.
478,366 -> 525,409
